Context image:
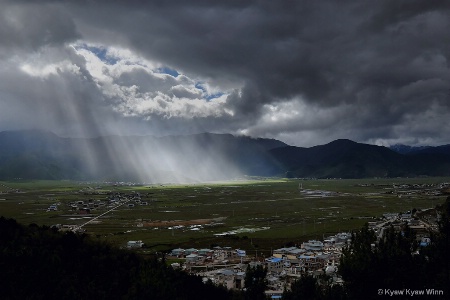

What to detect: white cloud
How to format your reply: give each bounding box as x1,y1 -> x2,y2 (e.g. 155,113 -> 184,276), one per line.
20,60 -> 81,78
238,98 -> 351,138
72,42 -> 233,120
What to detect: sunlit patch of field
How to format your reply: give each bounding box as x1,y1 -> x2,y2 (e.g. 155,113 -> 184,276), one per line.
0,177 -> 448,253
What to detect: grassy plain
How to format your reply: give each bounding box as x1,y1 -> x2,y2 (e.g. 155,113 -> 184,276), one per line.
0,177 -> 448,256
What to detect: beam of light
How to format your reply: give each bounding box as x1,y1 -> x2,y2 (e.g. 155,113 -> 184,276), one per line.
11,42 -> 246,183
90,131 -> 246,184
66,42 -> 244,183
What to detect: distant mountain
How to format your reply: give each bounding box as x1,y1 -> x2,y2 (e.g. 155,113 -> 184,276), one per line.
389,144 -> 450,156
269,139 -> 450,178
389,144 -> 432,154
1,131 -> 449,181
413,144 -> 450,156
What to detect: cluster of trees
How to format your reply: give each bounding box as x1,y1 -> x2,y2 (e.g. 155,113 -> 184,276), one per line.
0,218 -> 241,300
244,264 -> 267,300
0,216 -> 277,300
283,196 -> 450,299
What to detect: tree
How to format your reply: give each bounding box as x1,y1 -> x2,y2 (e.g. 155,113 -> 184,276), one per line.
0,217 -> 238,300
339,221 -> 436,299
423,196 -> 450,295
283,275 -> 319,300
375,224 -> 425,288
339,224 -> 378,299
244,265 -> 267,300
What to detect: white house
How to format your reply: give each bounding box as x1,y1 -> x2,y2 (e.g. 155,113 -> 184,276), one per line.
127,240 -> 144,248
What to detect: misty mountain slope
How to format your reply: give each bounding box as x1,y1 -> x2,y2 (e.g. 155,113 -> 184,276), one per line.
0,131 -> 286,182
0,130 -> 86,180
178,133 -> 287,176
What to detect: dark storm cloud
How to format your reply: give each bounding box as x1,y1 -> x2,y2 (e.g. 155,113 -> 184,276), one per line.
1,0 -> 450,146
70,3 -> 449,105
0,1 -> 79,55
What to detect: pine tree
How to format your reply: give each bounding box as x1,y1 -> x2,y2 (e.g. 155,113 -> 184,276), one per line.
244,265 -> 267,300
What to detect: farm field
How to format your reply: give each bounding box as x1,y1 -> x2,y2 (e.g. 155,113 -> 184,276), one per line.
0,177 -> 449,256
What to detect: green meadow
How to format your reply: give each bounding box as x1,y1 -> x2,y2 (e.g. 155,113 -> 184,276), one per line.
0,177 -> 448,255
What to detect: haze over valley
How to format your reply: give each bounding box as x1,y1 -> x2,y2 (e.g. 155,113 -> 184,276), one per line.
1,130 -> 450,183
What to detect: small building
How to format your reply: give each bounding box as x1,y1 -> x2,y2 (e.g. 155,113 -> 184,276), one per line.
266,257 -> 284,274
301,240 -> 324,251
79,208 -> 90,215
420,237 -> 431,247
184,248 -> 198,255
186,254 -> 200,264
213,247 -> 234,261
333,232 -> 352,244
298,254 -> 322,272
198,249 -> 214,257
170,248 -> 185,257
265,290 -> 283,299
400,213 -> 412,221
273,247 -> 299,255
127,240 -> 144,248
285,254 -> 299,265
215,269 -> 246,290
288,248 -> 306,256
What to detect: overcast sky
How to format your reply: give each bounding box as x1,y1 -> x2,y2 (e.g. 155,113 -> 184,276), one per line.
1,0 -> 449,147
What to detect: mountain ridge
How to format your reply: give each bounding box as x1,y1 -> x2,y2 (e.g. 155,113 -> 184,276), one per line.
1,130 -> 450,181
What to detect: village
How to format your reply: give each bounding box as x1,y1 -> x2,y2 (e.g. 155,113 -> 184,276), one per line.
151,208 -> 438,299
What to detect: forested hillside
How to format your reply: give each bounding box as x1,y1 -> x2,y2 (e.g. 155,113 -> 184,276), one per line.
0,217 -> 238,300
